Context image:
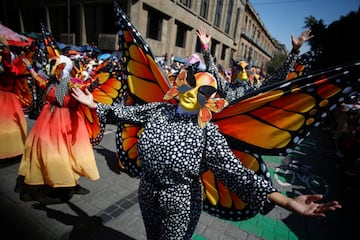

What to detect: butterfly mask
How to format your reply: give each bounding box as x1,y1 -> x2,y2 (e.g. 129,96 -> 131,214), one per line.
164,69 -> 228,127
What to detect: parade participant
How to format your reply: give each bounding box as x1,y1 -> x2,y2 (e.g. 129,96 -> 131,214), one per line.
196,27 -> 314,103
71,68 -> 341,240
0,36 -> 27,161
17,55 -> 100,203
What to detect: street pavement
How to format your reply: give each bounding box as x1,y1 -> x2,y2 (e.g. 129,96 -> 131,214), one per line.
0,116 -> 358,240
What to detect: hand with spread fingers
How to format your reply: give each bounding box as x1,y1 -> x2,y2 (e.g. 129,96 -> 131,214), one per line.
268,192 -> 342,218
195,27 -> 211,48
291,29 -> 314,52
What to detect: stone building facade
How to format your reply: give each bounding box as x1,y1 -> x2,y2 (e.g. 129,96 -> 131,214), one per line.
0,0 -> 285,69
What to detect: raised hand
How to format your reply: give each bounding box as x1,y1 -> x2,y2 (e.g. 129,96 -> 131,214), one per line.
291,29 -> 314,51
72,87 -> 96,109
195,27 -> 211,47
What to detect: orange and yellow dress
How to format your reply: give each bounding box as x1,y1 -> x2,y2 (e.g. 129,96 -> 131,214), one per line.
0,49 -> 27,160
18,74 -> 100,187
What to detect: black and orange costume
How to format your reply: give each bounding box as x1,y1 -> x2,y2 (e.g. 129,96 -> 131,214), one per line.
94,71 -> 277,239
69,2 -> 351,239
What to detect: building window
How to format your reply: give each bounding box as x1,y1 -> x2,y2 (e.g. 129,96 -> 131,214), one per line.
195,38 -> 202,53
240,43 -> 244,57
211,39 -> 219,61
233,8 -> 240,38
225,0 -> 233,34
244,16 -> 248,33
214,0 -> 223,27
179,0 -> 192,8
221,44 -> 228,60
200,0 -> 209,19
176,23 -> 187,48
146,10 -> 162,41
247,47 -> 253,63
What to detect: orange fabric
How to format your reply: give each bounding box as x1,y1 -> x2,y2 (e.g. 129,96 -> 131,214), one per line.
0,90 -> 27,159
18,86 -> 99,187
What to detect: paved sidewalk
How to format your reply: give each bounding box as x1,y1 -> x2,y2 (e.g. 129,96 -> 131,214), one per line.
0,117 -> 358,240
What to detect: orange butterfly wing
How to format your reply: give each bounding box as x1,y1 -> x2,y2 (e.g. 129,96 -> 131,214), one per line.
200,60 -> 360,220
114,3 -> 175,177
12,59 -> 33,113
40,23 -> 60,58
286,49 -> 320,80
113,2 -> 360,221
83,59 -> 128,145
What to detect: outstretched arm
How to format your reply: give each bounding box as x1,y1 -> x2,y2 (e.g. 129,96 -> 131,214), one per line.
22,58 -> 48,88
0,37 -> 24,77
262,29 -> 314,86
196,27 -> 247,102
268,192 -> 341,217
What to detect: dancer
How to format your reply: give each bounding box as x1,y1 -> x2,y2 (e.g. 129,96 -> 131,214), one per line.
17,55 -> 100,203
196,27 -> 314,103
0,37 -> 27,162
71,69 -> 341,240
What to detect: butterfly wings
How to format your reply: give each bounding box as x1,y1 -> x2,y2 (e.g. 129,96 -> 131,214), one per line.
40,23 -> 61,58
201,60 -> 360,220
113,3 -> 174,177
84,59 -> 127,145
114,3 -> 173,104
286,49 -> 321,80
9,54 -> 34,113
111,2 -> 360,221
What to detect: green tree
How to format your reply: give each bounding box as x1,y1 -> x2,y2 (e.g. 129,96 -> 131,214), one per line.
303,7 -> 359,68
265,52 -> 287,74
304,16 -> 326,50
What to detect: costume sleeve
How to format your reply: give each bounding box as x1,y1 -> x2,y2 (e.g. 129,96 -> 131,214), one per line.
262,50 -> 299,87
96,102 -> 163,125
26,67 -> 48,89
2,50 -> 22,76
204,124 -> 278,214
202,49 -> 246,103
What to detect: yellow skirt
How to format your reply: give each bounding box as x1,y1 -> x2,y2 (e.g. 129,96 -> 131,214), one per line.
0,90 -> 27,159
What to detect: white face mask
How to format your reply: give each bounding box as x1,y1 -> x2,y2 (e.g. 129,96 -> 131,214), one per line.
47,55 -> 73,79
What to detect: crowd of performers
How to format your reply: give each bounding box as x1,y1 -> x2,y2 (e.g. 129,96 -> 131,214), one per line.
0,12 -> 352,239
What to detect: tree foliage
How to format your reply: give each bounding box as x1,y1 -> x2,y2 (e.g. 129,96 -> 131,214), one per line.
306,7 -> 360,68
265,52 -> 287,74
265,7 -> 359,71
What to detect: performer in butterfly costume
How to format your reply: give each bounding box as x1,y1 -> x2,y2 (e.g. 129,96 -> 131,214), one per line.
16,54 -> 101,203
72,66 -> 341,240
83,5 -> 359,236
196,27 -> 315,103
0,37 -> 28,161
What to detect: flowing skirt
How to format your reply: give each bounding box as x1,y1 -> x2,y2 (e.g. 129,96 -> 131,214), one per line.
0,90 -> 27,159
18,103 -> 100,187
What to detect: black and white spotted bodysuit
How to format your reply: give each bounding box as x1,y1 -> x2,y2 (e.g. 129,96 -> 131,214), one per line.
97,102 -> 277,240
